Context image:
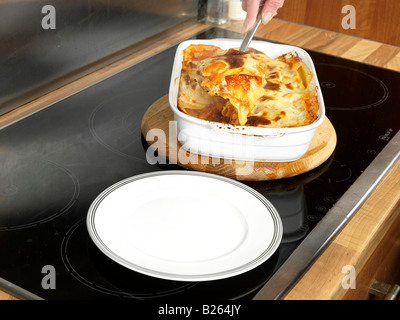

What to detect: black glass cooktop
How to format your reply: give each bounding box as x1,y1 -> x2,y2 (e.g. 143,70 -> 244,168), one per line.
1,28 -> 399,300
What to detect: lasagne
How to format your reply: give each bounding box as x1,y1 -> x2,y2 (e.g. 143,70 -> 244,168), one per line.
177,44 -> 319,128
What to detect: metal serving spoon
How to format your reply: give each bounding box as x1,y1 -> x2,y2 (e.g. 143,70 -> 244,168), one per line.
239,0 -> 266,52
239,16 -> 262,52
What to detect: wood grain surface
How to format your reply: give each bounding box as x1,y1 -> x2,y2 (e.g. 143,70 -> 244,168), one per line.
141,95 -> 336,181
0,22 -> 209,129
1,17 -> 399,300
0,291 -> 18,301
276,0 -> 400,46
283,160 -> 400,300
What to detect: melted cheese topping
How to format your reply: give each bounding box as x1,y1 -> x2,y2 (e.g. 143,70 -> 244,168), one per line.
177,44 -> 319,127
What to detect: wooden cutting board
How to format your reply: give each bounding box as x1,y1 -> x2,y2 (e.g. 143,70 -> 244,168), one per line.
141,95 -> 336,181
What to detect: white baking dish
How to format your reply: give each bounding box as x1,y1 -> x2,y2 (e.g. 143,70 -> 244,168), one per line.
168,39 -> 325,162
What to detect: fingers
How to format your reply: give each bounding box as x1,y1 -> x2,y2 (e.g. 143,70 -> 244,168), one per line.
260,0 -> 285,24
242,0 -> 285,32
242,0 -> 262,33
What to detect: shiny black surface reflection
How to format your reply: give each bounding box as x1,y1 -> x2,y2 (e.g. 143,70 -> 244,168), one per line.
0,28 -> 400,299
0,0 -> 196,114
60,219 -> 278,300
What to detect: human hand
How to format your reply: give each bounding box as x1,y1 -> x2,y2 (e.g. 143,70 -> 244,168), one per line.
242,0 -> 285,33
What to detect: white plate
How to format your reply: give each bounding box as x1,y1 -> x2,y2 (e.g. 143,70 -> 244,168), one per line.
87,171 -> 282,281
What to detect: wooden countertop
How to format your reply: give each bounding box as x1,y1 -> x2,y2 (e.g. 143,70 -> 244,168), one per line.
1,18 -> 399,300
